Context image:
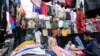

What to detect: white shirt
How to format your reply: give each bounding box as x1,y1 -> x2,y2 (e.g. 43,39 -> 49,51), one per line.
58,20 -> 64,28
35,31 -> 41,44
58,0 -> 65,3
31,0 -> 41,8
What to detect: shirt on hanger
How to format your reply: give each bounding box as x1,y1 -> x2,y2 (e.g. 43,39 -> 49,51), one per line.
42,29 -> 48,36
42,2 -> 48,16
46,21 -> 51,29
27,20 -> 35,28
31,0 -> 41,8
52,29 -> 58,36
61,29 -> 68,37
51,21 -> 58,29
63,20 -> 71,28
35,31 -> 41,44
58,20 -> 64,28
70,11 -> 77,23
57,28 -> 61,36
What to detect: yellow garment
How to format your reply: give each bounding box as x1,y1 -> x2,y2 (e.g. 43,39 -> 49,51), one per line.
61,29 -> 68,37
14,41 -> 35,51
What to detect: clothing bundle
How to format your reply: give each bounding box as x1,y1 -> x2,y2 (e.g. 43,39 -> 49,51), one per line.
11,40 -> 85,56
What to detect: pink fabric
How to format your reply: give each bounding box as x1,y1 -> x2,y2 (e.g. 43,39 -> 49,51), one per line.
52,48 -> 63,56
9,14 -> 16,22
52,29 -> 58,36
70,11 -> 77,23
64,0 -> 71,7
52,46 -> 71,56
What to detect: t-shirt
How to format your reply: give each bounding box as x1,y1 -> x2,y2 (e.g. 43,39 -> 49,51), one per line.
52,29 -> 58,36
51,21 -> 58,29
63,20 -> 71,28
61,29 -> 68,37
58,20 -> 64,28
27,20 -> 35,28
42,3 -> 48,16
46,21 -> 51,29
35,31 -> 41,44
42,29 -> 48,36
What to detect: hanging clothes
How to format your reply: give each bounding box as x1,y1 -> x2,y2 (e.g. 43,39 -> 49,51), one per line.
16,5 -> 21,21
47,5 -> 52,16
64,0 -> 71,7
20,0 -> 33,16
46,21 -> 51,29
57,28 -> 61,37
41,2 -> 48,16
66,12 -> 71,20
58,19 -> 64,28
57,0 -> 65,4
52,29 -> 58,36
70,10 -> 77,23
42,29 -> 48,36
31,0 -> 41,8
63,20 -> 71,28
34,7 -> 42,14
27,20 -> 35,28
76,10 -> 86,33
76,0 -> 84,10
51,21 -> 58,29
61,29 -> 68,37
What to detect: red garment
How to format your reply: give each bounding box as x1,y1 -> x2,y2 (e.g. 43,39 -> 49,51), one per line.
52,29 -> 58,36
9,14 -> 16,22
41,2 -> 48,16
64,0 -> 71,7
90,18 -> 96,23
76,10 -> 86,33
